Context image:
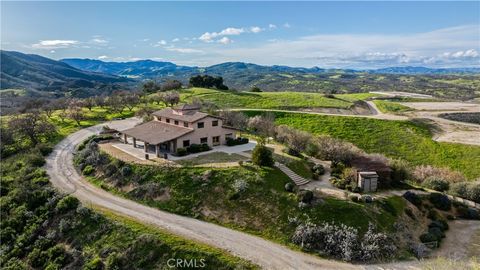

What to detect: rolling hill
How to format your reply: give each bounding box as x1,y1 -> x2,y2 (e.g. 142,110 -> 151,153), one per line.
62,58 -> 480,99
0,50 -> 131,95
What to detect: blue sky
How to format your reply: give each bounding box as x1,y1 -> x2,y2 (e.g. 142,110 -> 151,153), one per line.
1,1 -> 479,68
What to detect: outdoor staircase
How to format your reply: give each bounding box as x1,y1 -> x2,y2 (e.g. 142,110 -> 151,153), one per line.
275,162 -> 310,186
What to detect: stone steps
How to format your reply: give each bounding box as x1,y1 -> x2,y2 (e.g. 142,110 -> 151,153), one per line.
275,162 -> 310,186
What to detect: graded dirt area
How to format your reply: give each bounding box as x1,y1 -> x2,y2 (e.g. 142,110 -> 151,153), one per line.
400,101 -> 480,146
432,220 -> 480,259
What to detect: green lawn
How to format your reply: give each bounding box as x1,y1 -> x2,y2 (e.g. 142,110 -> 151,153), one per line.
244,111 -> 480,180
373,100 -> 413,114
181,88 -> 379,110
176,152 -> 248,166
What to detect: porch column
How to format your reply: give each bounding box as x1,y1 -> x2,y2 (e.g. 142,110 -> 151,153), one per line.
144,142 -> 149,153
133,138 -> 137,148
155,144 -> 160,157
123,134 -> 128,144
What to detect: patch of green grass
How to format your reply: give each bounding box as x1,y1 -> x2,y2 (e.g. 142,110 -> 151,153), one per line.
244,111 -> 480,179
181,88 -> 378,110
176,152 -> 248,166
373,100 -> 413,114
272,153 -> 314,179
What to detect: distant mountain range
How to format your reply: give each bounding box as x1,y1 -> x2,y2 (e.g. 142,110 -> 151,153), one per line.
0,51 -> 131,97
1,51 -> 479,99
62,58 -> 480,78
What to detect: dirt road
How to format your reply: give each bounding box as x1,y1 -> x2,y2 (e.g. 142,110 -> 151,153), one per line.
45,119 -> 360,270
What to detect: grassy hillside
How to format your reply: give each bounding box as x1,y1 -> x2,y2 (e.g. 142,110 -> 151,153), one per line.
244,111 -> 480,179
373,100 -> 413,114
181,88 -> 378,109
0,150 -> 254,269
77,140 -> 407,248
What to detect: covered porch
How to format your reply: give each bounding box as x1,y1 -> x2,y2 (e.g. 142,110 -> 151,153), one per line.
120,133 -> 177,158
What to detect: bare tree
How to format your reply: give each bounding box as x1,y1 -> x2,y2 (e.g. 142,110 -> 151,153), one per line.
67,106 -> 85,126
105,95 -> 125,113
219,110 -> 248,131
161,80 -> 182,91
41,101 -> 56,119
142,80 -> 161,94
160,92 -> 180,107
274,125 -> 311,152
83,97 -> 96,111
8,113 -> 56,145
119,92 -> 140,111
247,113 -> 276,138
149,93 -> 163,105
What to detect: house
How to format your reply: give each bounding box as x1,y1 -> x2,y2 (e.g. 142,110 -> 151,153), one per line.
357,171 -> 379,192
120,104 -> 237,157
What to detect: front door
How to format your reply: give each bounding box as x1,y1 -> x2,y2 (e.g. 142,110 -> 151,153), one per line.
212,136 -> 220,146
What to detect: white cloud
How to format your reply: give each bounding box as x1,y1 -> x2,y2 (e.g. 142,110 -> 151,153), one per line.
50,50 -> 55,54
217,37 -> 233,45
250,26 -> 264,33
199,27 -> 249,42
98,55 -> 108,60
268,24 -> 277,29
219,27 -> 245,36
283,23 -> 291,28
32,40 -> 78,49
90,38 -> 108,45
172,38 -> 180,42
207,25 -> 480,68
164,46 -> 204,54
153,40 -> 167,47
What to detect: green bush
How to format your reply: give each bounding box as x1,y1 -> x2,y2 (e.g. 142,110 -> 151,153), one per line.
35,143 -> 53,156
312,164 -> 325,176
121,166 -> 132,177
226,137 -> 249,146
187,143 -> 211,154
298,190 -> 313,203
402,191 -> 422,207
285,182 -> 295,192
423,177 -> 449,192
175,148 -> 188,156
82,165 -> 94,175
252,144 -> 274,167
419,232 -> 437,243
56,196 -> 79,213
429,193 -> 451,211
25,152 -> 46,167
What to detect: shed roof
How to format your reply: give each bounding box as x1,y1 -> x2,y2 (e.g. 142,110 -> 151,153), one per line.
121,121 -> 193,145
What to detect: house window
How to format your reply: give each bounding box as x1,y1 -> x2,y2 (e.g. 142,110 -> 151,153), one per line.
225,133 -> 233,139
212,120 -> 218,127
212,136 -> 220,146
166,118 -> 170,123
184,122 -> 189,128
183,140 -> 190,147
197,122 -> 204,128
200,137 -> 208,144
174,120 -> 179,125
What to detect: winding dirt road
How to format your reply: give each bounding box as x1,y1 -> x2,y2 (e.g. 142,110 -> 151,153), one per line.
45,119 -> 360,270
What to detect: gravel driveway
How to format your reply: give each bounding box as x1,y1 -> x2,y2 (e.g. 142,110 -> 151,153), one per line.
44,119 -> 360,270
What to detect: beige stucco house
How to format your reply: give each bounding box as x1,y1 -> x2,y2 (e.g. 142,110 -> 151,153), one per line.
120,104 -> 237,157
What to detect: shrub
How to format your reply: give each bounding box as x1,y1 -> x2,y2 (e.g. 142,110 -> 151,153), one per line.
56,196 -> 79,213
232,179 -> 249,193
25,152 -> 46,167
450,182 -> 480,203
286,148 -> 301,157
423,177 -> 449,192
413,165 -> 465,184
429,193 -> 451,211
82,165 -> 94,175
349,194 -> 360,202
429,220 -> 449,231
187,143 -> 211,153
428,227 -> 444,240
403,191 -> 422,207
285,182 -> 295,192
291,222 -> 395,262
419,232 -> 437,243
35,143 -> 53,156
175,148 -> 188,156
121,166 -> 132,177
298,190 -> 313,203
226,137 -> 249,146
312,164 -> 325,176
252,144 -> 274,167
389,159 -> 410,183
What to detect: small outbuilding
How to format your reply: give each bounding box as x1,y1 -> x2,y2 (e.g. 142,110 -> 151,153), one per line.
357,171 -> 379,192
